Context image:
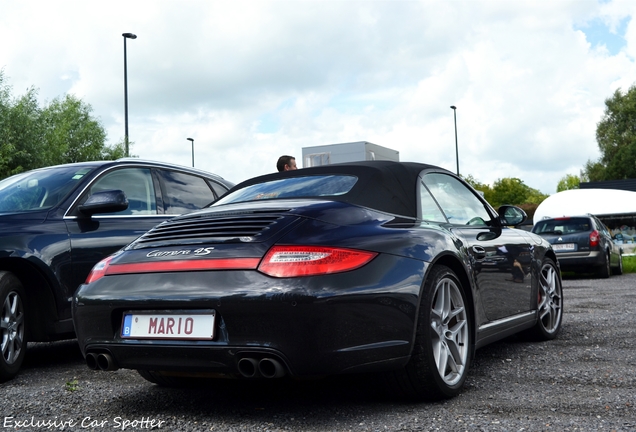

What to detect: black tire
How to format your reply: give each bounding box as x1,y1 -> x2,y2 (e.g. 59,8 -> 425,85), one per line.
137,369 -> 156,383
526,258 -> 563,341
597,251 -> 611,279
385,265 -> 472,401
0,272 -> 27,382
612,253 -> 623,276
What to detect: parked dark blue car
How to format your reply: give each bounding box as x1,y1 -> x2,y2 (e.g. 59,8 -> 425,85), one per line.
0,159 -> 233,381
532,214 -> 623,277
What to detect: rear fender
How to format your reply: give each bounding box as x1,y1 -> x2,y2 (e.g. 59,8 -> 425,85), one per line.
0,257 -> 62,341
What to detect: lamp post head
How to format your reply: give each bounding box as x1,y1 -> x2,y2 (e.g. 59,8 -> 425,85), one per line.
187,138 -> 195,167
450,105 -> 456,110
122,33 -> 137,39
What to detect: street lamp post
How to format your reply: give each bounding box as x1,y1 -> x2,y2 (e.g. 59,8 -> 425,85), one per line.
187,138 -> 194,167
450,105 -> 459,175
122,32 -> 137,157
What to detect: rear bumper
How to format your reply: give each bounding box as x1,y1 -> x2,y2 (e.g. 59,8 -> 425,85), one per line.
79,342 -> 412,377
72,255 -> 425,377
555,250 -> 603,270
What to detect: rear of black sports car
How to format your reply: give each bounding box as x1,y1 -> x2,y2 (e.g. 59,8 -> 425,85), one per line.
73,161 -> 563,400
72,198 -> 443,379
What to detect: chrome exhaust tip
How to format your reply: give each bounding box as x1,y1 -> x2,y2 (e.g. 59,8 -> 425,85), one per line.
237,357 -> 260,378
258,358 -> 285,378
96,353 -> 118,371
85,352 -> 99,370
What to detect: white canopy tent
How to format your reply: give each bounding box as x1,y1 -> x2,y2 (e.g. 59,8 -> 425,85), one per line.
533,189 -> 636,224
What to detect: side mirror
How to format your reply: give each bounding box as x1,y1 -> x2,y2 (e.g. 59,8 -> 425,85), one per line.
498,205 -> 527,227
78,190 -> 129,216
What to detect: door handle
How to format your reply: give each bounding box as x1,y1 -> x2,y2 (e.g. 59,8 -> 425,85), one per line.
471,245 -> 486,259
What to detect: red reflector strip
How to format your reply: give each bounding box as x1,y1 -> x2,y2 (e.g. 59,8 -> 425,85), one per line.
104,258 -> 260,276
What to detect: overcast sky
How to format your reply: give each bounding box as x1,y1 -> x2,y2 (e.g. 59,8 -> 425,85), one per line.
1,0 -> 635,194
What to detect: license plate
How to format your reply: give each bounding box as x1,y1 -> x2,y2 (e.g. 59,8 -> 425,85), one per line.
552,243 -> 576,251
121,311 -> 215,340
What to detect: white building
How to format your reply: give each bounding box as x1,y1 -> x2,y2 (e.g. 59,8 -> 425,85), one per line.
302,141 -> 399,167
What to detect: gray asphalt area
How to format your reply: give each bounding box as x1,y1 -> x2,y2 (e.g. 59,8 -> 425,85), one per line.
1,274 -> 634,431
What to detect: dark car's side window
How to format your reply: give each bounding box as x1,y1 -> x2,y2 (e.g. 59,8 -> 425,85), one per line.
208,180 -> 230,199
594,217 -> 610,237
418,183 -> 447,222
422,173 -> 492,226
89,168 -> 157,215
157,170 -> 216,215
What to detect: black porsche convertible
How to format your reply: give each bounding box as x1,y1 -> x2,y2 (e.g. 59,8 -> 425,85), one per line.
72,161 -> 563,400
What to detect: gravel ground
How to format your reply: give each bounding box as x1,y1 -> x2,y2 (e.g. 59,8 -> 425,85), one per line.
1,274 -> 634,431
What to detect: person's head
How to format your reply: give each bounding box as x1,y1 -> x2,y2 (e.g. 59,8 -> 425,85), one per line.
276,155 -> 297,172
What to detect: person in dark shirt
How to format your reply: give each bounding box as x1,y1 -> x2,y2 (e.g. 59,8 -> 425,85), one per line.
276,155 -> 297,172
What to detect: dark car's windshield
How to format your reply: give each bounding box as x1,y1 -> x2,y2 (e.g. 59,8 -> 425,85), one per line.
533,217 -> 592,235
213,175 -> 358,206
0,165 -> 95,213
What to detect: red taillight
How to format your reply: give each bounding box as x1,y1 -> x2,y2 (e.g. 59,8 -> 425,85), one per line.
258,245 -> 378,278
589,230 -> 600,247
85,255 -> 115,284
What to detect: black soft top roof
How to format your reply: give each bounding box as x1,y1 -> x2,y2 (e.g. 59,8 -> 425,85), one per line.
228,160 -> 449,218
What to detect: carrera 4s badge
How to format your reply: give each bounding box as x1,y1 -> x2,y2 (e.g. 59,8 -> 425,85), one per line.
146,247 -> 215,258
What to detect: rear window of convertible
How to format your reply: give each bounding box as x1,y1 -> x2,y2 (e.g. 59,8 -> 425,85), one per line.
213,175 -> 358,205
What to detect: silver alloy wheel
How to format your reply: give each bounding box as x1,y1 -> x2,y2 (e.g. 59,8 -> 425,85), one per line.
430,276 -> 469,386
1,291 -> 25,365
538,262 -> 562,334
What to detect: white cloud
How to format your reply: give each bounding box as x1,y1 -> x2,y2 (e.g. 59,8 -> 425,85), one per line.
1,0 -> 635,193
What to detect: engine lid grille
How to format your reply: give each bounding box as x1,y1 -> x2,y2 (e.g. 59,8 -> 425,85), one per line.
130,209 -> 293,249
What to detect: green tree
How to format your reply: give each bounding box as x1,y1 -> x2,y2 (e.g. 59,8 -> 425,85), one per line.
102,138 -> 129,160
490,177 -> 548,207
583,159 -> 606,182
463,174 -> 495,204
525,188 -> 549,205
491,178 -> 528,206
0,74 -> 43,177
0,71 -> 123,179
584,84 -> 636,181
463,174 -> 548,208
41,95 -> 107,165
556,173 -> 580,192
